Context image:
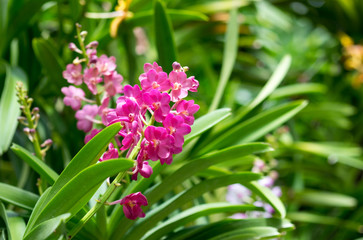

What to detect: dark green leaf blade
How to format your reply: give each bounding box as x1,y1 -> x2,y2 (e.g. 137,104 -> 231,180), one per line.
154,0 -> 177,72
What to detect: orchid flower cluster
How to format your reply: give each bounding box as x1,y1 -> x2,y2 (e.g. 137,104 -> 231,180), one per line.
226,159 -> 282,219
61,27 -> 199,220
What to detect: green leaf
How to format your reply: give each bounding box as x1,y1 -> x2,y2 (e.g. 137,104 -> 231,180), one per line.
245,181 -> 286,218
25,123 -> 122,234
295,190 -> 357,208
24,213 -> 70,240
24,187 -> 52,236
270,83 -> 327,99
0,183 -> 38,210
290,141 -> 363,169
32,38 -> 65,89
0,201 -> 11,240
287,212 -> 362,232
123,173 -> 261,240
204,100 -> 308,152
143,203 -> 261,240
209,8 -> 239,112
187,0 -> 250,14
0,0 -> 48,56
126,9 -> 208,27
0,65 -> 27,155
159,218 -> 294,240
154,0 -> 177,72
185,108 -> 231,143
209,226 -> 281,240
44,123 -> 122,203
8,216 -> 26,240
31,159 -> 134,230
147,143 -> 272,206
223,55 -> 291,131
11,144 -> 59,185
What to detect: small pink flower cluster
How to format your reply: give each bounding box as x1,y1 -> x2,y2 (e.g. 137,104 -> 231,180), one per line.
61,37 -> 199,220
226,159 -> 282,219
61,41 -> 123,132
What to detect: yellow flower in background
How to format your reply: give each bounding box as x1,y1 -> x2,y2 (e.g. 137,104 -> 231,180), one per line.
85,0 -> 133,38
110,0 -> 133,38
339,32 -> 363,88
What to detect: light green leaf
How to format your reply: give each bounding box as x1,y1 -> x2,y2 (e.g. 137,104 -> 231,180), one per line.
43,123 -> 122,203
147,143 -> 272,206
204,100 -> 308,152
187,0 -> 250,14
123,173 -> 261,240
126,9 -> 208,27
209,8 -> 239,112
0,183 -> 38,210
154,0 -> 177,72
290,141 -> 363,170
30,159 -> 133,230
185,108 -> 231,143
25,124 -> 122,234
295,190 -> 357,208
0,65 -> 27,155
270,83 -> 327,100
224,55 -> 291,130
11,144 -> 59,185
24,213 -> 70,240
245,181 -> 286,218
143,203 -> 261,240
8,216 -> 26,240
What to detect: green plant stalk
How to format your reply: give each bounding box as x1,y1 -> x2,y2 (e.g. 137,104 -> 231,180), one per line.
76,24 -> 89,65
68,137 -> 144,239
67,170 -> 127,239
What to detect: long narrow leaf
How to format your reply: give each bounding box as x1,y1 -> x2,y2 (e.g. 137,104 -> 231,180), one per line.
245,181 -> 286,218
11,144 -> 59,185
29,159 -> 134,231
0,183 -> 38,210
0,65 -> 27,155
185,108 -> 231,143
143,203 -> 261,240
169,218 -> 294,240
123,173 -> 261,240
8,216 -> 26,240
203,100 -> 308,152
147,143 -> 272,205
154,0 -> 177,72
209,8 -> 239,112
